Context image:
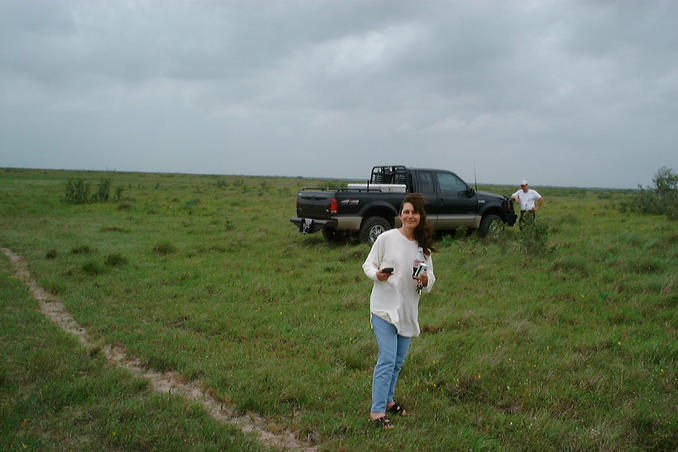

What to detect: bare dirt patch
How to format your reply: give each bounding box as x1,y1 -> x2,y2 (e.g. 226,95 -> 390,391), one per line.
1,247 -> 316,452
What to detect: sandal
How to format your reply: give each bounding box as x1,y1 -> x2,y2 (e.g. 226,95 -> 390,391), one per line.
387,401 -> 407,416
372,416 -> 393,430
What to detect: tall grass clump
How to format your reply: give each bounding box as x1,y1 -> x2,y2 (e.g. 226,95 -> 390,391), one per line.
71,245 -> 93,255
92,178 -> 111,202
104,253 -> 128,267
519,220 -> 550,255
65,177 -> 124,204
64,178 -> 90,204
81,260 -> 104,275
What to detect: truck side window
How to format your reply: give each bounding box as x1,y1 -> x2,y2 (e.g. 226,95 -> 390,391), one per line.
437,172 -> 467,194
418,172 -> 436,193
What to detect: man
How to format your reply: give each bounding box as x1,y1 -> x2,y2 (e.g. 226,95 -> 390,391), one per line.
511,179 -> 543,230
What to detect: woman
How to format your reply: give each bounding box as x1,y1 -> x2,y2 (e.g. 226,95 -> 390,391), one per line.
362,193 -> 436,429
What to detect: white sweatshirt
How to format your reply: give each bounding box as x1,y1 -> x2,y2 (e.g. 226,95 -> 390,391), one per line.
362,229 -> 435,337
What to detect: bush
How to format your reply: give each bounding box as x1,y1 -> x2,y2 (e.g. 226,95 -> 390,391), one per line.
519,220 -> 550,255
92,178 -> 111,202
623,167 -> 678,220
65,177 -> 118,204
65,178 -> 90,204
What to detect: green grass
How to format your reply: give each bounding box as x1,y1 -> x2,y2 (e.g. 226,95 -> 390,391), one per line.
1,168 -> 677,451
0,246 -> 270,451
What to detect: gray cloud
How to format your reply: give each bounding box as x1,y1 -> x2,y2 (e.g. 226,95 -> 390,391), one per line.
1,0 -> 677,188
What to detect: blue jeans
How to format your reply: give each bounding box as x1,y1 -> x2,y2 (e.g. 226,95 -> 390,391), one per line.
371,313 -> 412,413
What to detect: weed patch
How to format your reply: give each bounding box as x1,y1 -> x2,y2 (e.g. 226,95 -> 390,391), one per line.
81,260 -> 104,275
117,201 -> 134,211
446,375 -> 486,402
41,275 -> 67,295
104,253 -> 128,267
152,242 -> 177,255
623,258 -> 663,274
71,245 -> 93,255
551,256 -> 589,275
64,178 -> 90,203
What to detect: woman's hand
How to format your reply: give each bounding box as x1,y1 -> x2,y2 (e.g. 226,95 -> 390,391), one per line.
414,273 -> 428,287
377,270 -> 393,281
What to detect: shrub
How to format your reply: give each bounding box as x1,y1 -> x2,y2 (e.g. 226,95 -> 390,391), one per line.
92,178 -> 111,202
114,186 -> 125,200
64,178 -> 90,204
520,220 -> 550,255
622,166 -> 678,220
215,180 -> 229,189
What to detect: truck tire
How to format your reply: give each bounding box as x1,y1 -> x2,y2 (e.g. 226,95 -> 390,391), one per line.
360,216 -> 391,245
322,226 -> 345,242
479,214 -> 502,238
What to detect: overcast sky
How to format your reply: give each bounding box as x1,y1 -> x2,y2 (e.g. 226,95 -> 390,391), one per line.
1,0 -> 677,188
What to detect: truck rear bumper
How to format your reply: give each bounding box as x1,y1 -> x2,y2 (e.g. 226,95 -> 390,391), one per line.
290,217 -> 338,234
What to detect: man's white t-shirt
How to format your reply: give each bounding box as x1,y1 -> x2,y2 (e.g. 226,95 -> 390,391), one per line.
362,229 -> 435,337
512,189 -> 542,211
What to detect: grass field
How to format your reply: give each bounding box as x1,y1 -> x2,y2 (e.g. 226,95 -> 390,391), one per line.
1,168 -> 676,451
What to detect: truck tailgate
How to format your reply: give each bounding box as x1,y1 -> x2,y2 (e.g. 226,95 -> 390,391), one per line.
297,191 -> 333,218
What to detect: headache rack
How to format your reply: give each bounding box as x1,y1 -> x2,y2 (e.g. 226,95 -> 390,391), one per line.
301,166 -> 411,192
369,165 -> 409,185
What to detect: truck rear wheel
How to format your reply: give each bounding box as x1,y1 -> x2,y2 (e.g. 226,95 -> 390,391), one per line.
360,216 -> 391,245
479,214 -> 502,238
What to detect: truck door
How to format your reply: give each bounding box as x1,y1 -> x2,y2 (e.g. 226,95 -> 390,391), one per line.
413,170 -> 439,226
435,171 -> 478,229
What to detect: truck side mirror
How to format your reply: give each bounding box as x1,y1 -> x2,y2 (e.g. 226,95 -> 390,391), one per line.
466,187 -> 475,197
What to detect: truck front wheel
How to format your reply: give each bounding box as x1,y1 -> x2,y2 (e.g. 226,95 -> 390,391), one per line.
479,214 -> 502,238
360,216 -> 391,245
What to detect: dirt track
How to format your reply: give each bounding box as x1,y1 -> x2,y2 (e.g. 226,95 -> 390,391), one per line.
1,247 -> 316,452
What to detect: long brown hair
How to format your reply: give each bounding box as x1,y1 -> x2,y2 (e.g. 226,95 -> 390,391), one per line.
400,193 -> 435,256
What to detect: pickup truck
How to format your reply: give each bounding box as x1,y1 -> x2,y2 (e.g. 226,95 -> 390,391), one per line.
290,165 -> 517,244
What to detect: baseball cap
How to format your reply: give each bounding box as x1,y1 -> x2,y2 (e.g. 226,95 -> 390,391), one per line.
520,179 -> 528,186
